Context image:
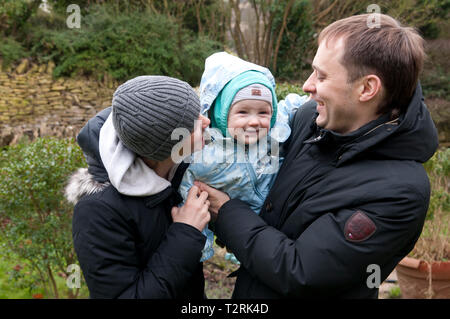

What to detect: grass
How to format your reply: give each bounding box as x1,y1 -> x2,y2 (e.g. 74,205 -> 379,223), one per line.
0,257 -> 35,299
0,240 -> 89,299
0,246 -> 46,299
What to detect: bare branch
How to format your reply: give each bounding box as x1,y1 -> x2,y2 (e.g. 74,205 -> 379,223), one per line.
251,0 -> 262,64
229,0 -> 244,57
314,0 -> 338,26
230,0 -> 251,60
272,0 -> 295,73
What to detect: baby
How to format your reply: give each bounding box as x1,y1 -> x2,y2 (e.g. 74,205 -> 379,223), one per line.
179,52 -> 309,262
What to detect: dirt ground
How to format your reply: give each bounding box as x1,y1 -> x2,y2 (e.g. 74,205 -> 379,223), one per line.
203,244 -> 239,299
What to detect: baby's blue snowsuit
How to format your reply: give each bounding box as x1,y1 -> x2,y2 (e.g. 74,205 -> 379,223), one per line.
179,52 -> 309,262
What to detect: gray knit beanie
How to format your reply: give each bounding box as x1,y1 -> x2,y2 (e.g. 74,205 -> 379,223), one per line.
112,75 -> 200,161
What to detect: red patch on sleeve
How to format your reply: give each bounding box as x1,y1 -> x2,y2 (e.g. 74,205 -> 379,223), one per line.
344,211 -> 377,242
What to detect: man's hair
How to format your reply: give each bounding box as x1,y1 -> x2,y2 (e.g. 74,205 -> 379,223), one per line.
318,14 -> 425,116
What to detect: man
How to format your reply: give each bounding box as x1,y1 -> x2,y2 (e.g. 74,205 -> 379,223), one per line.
196,14 -> 439,298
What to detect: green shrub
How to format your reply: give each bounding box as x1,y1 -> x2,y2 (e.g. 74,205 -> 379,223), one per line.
27,5 -> 221,85
423,147 -> 450,221
0,37 -> 28,68
411,148 -> 450,262
422,70 -> 450,100
0,137 -> 87,298
0,0 -> 40,36
276,82 -> 306,101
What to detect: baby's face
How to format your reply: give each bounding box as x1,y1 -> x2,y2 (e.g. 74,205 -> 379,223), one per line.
227,99 -> 272,145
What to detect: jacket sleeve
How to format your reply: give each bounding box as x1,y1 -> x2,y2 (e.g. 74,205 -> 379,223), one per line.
215,188 -> 428,297
73,199 -> 206,299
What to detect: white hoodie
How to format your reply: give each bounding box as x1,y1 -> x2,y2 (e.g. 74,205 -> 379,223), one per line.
99,114 -> 172,196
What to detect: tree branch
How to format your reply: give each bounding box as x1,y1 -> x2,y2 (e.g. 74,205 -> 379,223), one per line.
251,0 -> 261,64
232,0 -> 251,60
272,0 -> 295,73
229,0 -> 244,57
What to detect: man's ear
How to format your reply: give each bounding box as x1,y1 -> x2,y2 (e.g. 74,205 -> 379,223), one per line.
359,75 -> 382,102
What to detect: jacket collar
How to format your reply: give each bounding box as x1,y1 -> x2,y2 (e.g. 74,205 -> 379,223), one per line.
303,105 -> 400,166
304,111 -> 396,143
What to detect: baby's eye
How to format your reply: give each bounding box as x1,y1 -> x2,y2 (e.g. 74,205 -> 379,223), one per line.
238,111 -> 247,114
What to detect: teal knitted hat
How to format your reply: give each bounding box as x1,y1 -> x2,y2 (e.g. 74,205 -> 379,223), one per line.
211,70 -> 277,137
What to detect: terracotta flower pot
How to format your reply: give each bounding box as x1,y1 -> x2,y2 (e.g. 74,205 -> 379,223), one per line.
396,256 -> 450,299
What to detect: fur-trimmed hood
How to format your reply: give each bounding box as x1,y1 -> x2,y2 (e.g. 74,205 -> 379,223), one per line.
65,168 -> 110,204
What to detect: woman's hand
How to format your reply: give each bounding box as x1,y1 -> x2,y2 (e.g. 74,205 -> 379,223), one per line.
194,181 -> 230,220
171,185 -> 210,232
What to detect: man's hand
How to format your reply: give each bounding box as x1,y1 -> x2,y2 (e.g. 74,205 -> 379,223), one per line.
194,181 -> 230,220
171,185 -> 210,232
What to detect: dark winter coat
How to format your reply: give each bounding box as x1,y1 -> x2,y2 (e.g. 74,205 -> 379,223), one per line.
66,108 -> 205,299
215,84 -> 439,298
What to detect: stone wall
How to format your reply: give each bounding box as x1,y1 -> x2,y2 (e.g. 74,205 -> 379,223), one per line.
0,59 -> 117,146
0,59 -> 448,147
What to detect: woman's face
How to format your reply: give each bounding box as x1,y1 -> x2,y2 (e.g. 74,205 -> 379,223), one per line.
190,113 -> 210,153
172,113 -> 210,162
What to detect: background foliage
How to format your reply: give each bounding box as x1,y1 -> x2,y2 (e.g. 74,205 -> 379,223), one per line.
1,0 -> 447,84
414,148 -> 450,262
28,4 -> 220,84
0,137 -> 87,298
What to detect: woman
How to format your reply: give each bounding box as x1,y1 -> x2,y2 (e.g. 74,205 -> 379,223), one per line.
65,76 -> 210,298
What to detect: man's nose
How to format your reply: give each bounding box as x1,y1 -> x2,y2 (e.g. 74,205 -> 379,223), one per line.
302,73 -> 315,94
